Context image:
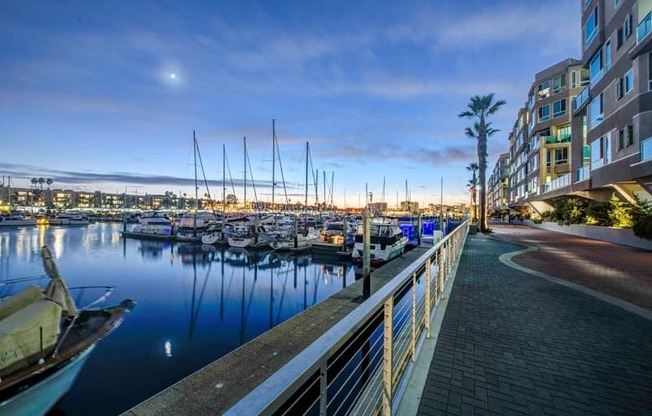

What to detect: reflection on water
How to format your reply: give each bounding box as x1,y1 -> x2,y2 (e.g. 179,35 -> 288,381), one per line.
0,224 -> 355,416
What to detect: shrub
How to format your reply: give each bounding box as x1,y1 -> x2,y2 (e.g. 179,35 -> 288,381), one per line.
608,194 -> 634,228
632,196 -> 652,240
554,198 -> 585,225
584,200 -> 610,226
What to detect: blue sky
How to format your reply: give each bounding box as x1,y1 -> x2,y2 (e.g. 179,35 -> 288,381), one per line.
0,0 -> 580,207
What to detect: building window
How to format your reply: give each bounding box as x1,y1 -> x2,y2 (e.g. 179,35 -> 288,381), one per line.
538,81 -> 550,100
571,71 -> 577,88
616,77 -> 624,99
615,0 -> 622,6
553,99 -> 567,118
552,75 -> 566,93
538,105 -> 550,122
557,124 -> 571,141
627,124 -> 634,146
618,128 -> 625,150
625,14 -> 633,39
555,148 -> 568,165
605,41 -> 612,71
589,93 -> 604,129
649,53 -> 652,91
617,27 -> 624,49
625,69 -> 633,93
590,50 -> 603,86
585,7 -> 599,46
580,68 -> 590,86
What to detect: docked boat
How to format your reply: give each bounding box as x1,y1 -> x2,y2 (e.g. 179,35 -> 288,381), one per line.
311,220 -> 356,254
48,212 -> 90,226
0,214 -> 36,227
228,224 -> 274,249
351,218 -> 409,266
0,246 -> 134,416
175,211 -> 218,242
270,227 -> 321,251
126,213 -> 175,239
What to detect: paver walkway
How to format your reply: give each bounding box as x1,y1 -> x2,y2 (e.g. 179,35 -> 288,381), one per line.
417,231 -> 652,416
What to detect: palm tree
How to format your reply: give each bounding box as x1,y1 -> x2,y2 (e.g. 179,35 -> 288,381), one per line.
466,163 -> 479,222
46,178 -> 53,209
459,94 -> 506,232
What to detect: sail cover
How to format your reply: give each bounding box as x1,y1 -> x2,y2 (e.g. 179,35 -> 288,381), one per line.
42,246 -> 78,316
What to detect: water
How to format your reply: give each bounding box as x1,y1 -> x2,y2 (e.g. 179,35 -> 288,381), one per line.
0,224 -> 356,415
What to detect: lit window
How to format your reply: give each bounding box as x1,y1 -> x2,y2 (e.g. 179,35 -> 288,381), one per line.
538,81 -> 550,100
552,75 -> 566,93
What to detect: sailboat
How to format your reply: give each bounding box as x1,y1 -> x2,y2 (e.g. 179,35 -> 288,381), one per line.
177,131 -> 218,243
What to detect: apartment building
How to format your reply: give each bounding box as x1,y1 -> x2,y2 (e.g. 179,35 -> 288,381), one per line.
487,153 -> 510,217
575,0 -> 652,203
503,0 -> 652,216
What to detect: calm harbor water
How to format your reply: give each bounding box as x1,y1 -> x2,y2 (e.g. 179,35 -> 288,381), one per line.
0,223 -> 357,415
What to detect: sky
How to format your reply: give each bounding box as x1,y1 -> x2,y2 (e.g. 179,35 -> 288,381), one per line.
0,0 -> 581,208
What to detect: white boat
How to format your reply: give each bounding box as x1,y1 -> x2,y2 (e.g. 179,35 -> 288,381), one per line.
132,214 -> 174,237
351,218 -> 409,266
0,246 -> 133,416
228,224 -> 273,249
175,211 -> 217,242
48,212 -> 90,226
270,227 -> 321,251
0,214 -> 36,227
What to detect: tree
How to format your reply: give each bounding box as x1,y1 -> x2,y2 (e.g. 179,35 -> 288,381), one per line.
459,94 -> 506,232
466,162 -> 479,222
46,178 -> 53,209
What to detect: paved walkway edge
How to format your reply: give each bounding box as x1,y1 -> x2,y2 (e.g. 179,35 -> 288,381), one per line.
395,237 -> 468,416
498,244 -> 652,322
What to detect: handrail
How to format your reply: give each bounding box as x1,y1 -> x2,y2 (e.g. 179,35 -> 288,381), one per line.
225,220 -> 469,416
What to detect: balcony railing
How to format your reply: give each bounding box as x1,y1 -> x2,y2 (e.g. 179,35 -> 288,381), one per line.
638,11 -> 651,43
642,137 -> 652,162
573,85 -> 590,110
544,135 -> 571,145
541,173 -> 571,194
576,165 -> 590,182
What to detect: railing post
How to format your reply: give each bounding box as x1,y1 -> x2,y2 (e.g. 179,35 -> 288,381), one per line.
320,361 -> 328,416
382,296 -> 393,416
424,259 -> 431,337
439,244 -> 445,300
411,271 -> 417,360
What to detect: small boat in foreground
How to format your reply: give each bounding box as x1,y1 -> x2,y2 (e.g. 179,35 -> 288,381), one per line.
0,246 -> 134,416
351,218 -> 409,267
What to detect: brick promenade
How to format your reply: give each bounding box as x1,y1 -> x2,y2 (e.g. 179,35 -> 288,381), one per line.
416,224 -> 652,416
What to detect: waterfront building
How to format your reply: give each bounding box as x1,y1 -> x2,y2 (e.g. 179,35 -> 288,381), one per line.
487,153 -> 510,217
501,0 -> 652,217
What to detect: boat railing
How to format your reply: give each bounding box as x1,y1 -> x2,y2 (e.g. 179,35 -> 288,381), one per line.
224,220 -> 469,415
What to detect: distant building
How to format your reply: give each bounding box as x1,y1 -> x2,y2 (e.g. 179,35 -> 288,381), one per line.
487,153 -> 510,217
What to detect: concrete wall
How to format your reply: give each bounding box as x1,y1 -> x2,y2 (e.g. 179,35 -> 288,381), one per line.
524,220 -> 652,250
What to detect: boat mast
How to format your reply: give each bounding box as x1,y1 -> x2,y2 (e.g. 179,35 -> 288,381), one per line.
222,144 -> 226,222
304,142 -> 309,210
193,130 -> 198,238
272,119 -> 276,211
243,136 -> 247,212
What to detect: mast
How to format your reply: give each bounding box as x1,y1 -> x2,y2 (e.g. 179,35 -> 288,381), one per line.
243,137 -> 247,212
304,142 -> 309,210
382,176 -> 386,204
272,119 -> 276,211
222,144 -> 226,222
193,130 -> 198,238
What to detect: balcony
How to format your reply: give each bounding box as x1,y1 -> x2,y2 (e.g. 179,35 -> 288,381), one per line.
544,134 -> 571,145
541,173 -> 571,194
638,11 -> 651,44
573,85 -> 590,113
554,163 -> 570,174
576,165 -> 590,182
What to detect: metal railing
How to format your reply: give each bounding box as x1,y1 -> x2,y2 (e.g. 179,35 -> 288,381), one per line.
573,85 -> 590,111
224,221 -> 469,416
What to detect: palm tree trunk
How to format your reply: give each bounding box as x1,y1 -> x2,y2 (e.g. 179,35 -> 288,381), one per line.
478,121 -> 488,232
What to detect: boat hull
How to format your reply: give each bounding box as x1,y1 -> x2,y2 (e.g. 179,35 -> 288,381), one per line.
0,344 -> 96,416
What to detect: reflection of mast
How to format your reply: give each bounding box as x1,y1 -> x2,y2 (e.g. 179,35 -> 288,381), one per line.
189,255 -> 212,340
220,249 -> 225,320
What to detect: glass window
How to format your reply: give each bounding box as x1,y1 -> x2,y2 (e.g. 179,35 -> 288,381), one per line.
553,99 -> 567,118
649,53 -> 652,91
580,69 -> 590,86
538,81 -> 550,100
627,125 -> 634,146
589,93 -> 604,129
615,0 -> 622,6
616,77 -> 624,99
585,8 -> 598,46
618,128 -> 625,150
552,75 -> 566,93
605,41 -> 611,71
625,69 -> 633,93
555,148 -> 568,164
571,71 -> 577,88
590,51 -> 603,86
617,27 -> 624,49
625,14 -> 632,39
538,105 -> 550,122
591,139 -> 604,170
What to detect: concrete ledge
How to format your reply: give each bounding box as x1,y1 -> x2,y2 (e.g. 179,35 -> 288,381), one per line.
525,220 -> 652,251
